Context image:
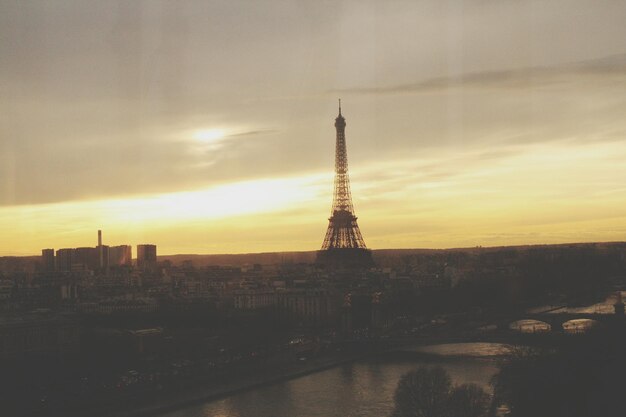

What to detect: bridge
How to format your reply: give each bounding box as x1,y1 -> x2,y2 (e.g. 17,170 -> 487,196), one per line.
337,311 -> 624,353
507,307 -> 623,334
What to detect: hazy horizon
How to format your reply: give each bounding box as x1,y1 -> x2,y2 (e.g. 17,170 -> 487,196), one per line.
7,238 -> 626,259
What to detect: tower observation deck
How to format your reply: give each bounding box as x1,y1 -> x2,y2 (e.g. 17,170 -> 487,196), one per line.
317,101 -> 374,267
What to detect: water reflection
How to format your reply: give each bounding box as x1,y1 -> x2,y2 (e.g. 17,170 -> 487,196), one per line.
412,342 -> 513,356
160,350 -> 500,417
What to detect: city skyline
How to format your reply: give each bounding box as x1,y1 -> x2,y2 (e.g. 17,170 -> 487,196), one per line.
3,1 -> 626,256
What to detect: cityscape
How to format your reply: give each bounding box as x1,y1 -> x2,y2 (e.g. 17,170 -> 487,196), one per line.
2,1 -> 626,417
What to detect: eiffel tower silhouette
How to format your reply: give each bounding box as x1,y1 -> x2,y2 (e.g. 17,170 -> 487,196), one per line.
317,100 -> 374,267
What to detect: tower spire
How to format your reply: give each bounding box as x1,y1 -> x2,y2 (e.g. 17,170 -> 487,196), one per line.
338,98 -> 342,116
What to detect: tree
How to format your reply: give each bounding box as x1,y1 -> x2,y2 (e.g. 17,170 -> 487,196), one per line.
448,383 -> 490,417
391,366 -> 450,417
391,366 -> 490,417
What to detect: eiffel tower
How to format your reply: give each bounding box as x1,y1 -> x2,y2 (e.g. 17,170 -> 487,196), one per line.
317,101 -> 374,267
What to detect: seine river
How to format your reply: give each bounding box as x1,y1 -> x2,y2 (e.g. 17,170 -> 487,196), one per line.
159,343 -> 504,417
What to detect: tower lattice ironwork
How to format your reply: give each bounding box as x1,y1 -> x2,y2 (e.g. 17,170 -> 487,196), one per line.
321,100 -> 368,251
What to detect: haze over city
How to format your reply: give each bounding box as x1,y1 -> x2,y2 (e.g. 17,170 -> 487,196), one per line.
2,0 -> 626,255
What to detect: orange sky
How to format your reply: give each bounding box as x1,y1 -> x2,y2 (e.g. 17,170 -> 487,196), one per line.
2,1 -> 626,255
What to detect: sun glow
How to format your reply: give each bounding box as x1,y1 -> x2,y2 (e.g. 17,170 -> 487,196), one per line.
102,176 -> 324,224
192,129 -> 227,144
0,174 -> 332,255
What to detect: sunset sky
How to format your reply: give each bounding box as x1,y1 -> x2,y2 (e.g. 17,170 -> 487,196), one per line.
2,0 -> 626,255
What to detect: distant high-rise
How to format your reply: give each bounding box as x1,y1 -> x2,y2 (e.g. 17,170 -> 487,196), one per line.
95,229 -> 111,270
74,247 -> 98,270
41,249 -> 55,272
46,230 -> 130,273
55,248 -> 73,272
109,245 -> 132,267
317,101 -> 374,267
97,229 -> 104,269
137,244 -> 157,270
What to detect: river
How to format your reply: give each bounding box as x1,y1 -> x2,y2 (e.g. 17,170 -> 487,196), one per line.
158,343 -> 506,417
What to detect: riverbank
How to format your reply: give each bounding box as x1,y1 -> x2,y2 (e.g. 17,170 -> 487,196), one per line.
128,345 -> 504,417
102,342 -> 512,417
87,341 -> 513,417
98,351 -> 368,417
27,340 -> 514,417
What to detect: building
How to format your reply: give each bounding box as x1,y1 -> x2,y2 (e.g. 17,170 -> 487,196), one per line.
55,248 -> 74,272
0,280 -> 13,300
233,289 -> 276,310
0,313 -> 81,359
233,288 -> 335,325
41,249 -> 55,272
48,231 -> 132,273
109,245 -> 132,267
73,247 -> 98,270
277,289 -> 335,325
137,244 -> 157,270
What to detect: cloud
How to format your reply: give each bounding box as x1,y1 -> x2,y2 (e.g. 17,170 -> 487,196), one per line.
0,117 -> 279,207
333,54 -> 626,95
226,129 -> 277,138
